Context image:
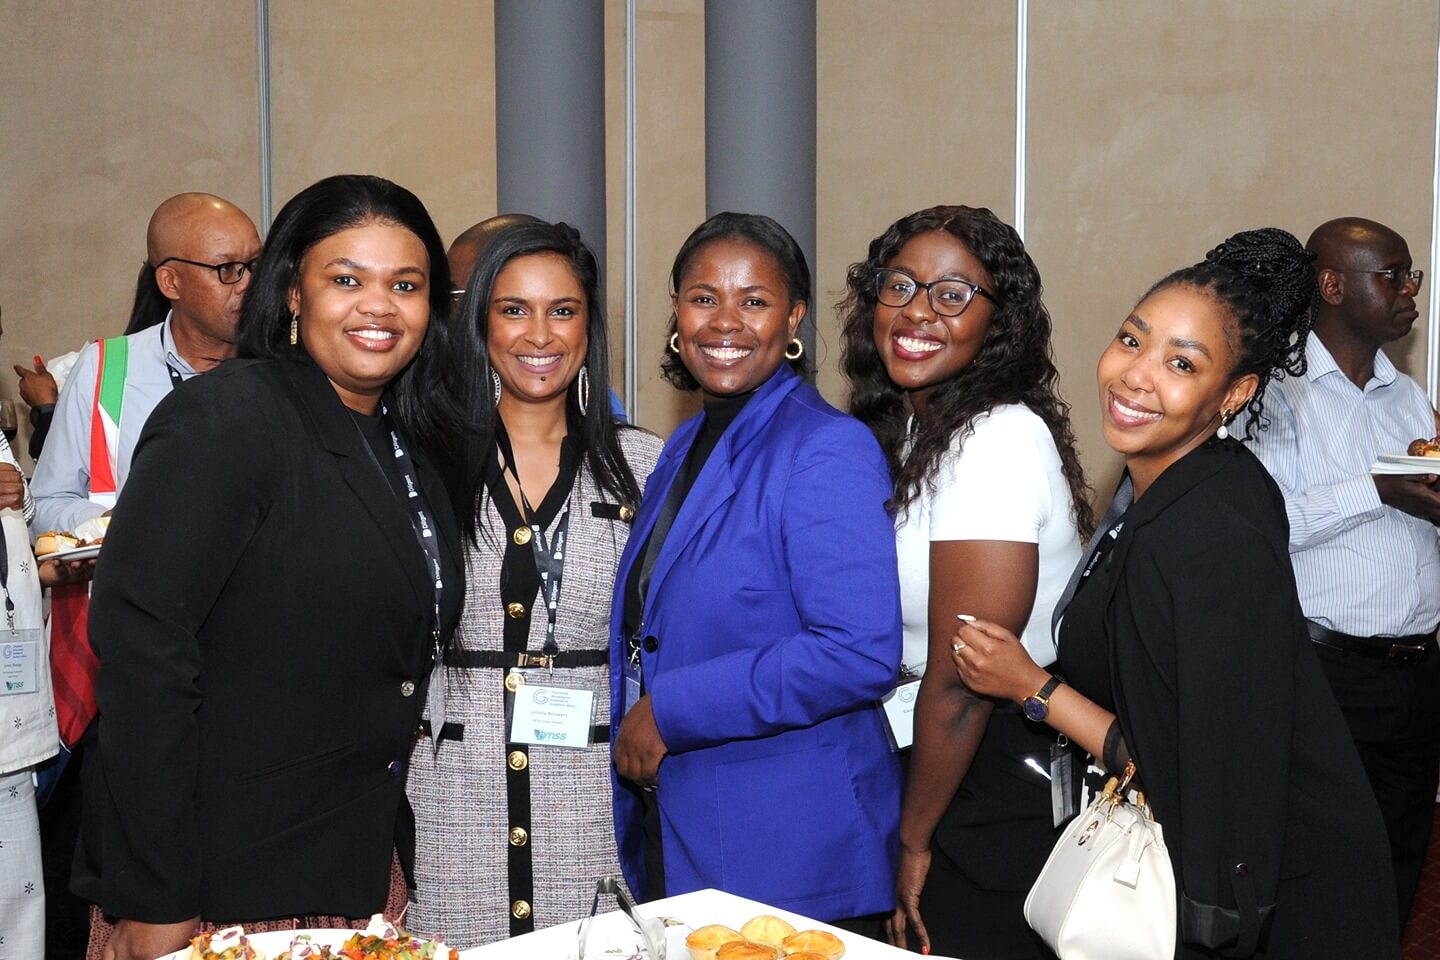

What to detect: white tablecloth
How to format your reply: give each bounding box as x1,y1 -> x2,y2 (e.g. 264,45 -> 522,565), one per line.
458,888 -> 929,960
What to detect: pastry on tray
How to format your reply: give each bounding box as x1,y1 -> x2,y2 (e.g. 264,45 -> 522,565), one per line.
739,915 -> 796,949
1408,437 -> 1440,457
781,929 -> 845,958
716,942 -> 780,960
686,924 -> 747,960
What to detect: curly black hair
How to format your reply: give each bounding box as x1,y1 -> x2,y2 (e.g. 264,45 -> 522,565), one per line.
1144,226 -> 1317,439
660,211 -> 812,390
840,205 -> 1095,538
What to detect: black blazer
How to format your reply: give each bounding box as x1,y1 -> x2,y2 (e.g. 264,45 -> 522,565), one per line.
74,359 -> 463,924
1060,440 -> 1397,958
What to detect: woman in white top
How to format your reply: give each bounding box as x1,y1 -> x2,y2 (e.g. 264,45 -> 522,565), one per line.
842,206 -> 1093,960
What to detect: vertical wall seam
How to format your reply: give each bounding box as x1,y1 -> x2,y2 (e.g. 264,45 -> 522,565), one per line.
625,0 -> 638,420
255,0 -> 273,231
1014,0 -> 1028,239
1428,17 -> 1439,402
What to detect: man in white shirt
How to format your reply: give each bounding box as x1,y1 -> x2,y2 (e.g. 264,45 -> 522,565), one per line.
1243,217 -> 1440,932
32,193 -> 260,533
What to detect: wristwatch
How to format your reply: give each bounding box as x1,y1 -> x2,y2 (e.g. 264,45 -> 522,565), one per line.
1022,674 -> 1064,722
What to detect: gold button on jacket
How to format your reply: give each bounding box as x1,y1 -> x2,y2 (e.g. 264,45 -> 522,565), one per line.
507,750 -> 528,771
513,526 -> 533,545
509,826 -> 529,846
511,900 -> 531,919
506,601 -> 527,619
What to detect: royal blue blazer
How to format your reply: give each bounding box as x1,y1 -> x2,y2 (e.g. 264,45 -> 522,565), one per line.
610,366 -> 902,921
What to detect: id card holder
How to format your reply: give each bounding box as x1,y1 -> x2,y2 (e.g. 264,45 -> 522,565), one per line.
878,671 -> 922,751
509,683 -> 595,749
1050,736 -> 1077,827
0,629 -> 42,696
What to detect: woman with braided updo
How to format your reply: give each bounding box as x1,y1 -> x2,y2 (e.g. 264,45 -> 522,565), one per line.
952,228 -> 1399,958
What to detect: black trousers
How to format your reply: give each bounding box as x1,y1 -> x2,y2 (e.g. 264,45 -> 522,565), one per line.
1313,641 -> 1440,933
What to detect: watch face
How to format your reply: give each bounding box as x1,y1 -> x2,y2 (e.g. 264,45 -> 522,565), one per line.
1022,697 -> 1048,722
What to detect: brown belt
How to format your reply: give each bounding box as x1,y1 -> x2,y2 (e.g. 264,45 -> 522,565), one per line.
1306,620 -> 1436,666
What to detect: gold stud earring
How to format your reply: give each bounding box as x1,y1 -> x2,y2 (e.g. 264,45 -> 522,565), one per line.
289,314 -> 299,346
784,337 -> 805,361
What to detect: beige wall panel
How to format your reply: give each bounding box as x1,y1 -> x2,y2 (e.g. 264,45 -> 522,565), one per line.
0,2 -> 261,467
269,1 -> 495,255
605,0 -> 630,400
632,0 -> 707,437
816,0 -> 1017,403
1026,0 -> 1439,500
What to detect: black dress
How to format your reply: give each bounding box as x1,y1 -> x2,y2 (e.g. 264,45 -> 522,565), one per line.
1056,440 -> 1398,959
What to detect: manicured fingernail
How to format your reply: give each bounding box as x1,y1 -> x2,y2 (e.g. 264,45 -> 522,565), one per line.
32,356 -> 42,366
921,947 -> 930,955
955,613 -> 975,622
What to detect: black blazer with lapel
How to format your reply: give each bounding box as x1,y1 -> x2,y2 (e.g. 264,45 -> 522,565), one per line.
75,359 -> 463,924
1060,439 -> 1397,958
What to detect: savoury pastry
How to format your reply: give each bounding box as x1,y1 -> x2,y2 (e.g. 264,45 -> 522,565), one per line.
781,929 -> 845,958
1409,438 -> 1440,458
687,925 -> 747,960
716,942 -> 780,960
740,915 -> 797,949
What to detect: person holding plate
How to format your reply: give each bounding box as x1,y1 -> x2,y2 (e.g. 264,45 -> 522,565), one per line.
404,219 -> 660,948
610,212 -> 902,926
74,175 -> 464,960
951,228 -> 1398,958
1240,217 -> 1440,933
840,205 -> 1092,959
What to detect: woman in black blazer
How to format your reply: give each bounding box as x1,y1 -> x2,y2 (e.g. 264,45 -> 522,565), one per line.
951,229 -> 1398,958
75,175 -> 465,960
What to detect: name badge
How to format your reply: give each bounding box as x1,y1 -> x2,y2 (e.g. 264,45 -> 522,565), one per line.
0,633 -> 41,696
509,684 -> 595,749
879,677 -> 921,751
623,675 -> 642,715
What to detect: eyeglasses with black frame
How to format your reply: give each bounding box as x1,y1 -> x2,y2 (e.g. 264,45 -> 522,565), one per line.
1336,267 -> 1424,293
154,256 -> 258,285
872,267 -> 999,317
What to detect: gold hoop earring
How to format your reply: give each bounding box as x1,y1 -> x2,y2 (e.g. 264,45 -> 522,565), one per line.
667,331 -> 681,354
289,314 -> 299,346
784,337 -> 805,361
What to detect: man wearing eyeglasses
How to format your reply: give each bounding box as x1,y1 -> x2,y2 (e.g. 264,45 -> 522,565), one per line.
32,193 -> 260,536
1241,217 -> 1440,934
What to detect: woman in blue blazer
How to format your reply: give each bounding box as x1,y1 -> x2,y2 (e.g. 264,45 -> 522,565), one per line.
610,213 -> 903,924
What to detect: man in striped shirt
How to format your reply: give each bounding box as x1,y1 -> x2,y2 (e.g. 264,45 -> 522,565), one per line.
1244,217 -> 1440,933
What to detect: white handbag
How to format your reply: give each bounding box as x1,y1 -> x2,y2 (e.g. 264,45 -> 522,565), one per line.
1023,762 -> 1177,960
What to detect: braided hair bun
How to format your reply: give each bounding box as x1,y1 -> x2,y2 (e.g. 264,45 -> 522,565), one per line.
1147,227 -> 1317,438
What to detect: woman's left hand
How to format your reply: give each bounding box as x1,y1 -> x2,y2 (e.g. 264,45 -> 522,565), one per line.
951,619 -> 1050,704
613,693 -> 669,788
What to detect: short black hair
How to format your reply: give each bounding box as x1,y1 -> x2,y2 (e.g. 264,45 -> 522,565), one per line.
661,211 -> 812,390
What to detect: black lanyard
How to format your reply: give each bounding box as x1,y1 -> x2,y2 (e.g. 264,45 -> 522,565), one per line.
494,426 -> 570,655
159,326 -> 186,391
0,521 -> 14,633
358,403 -> 446,663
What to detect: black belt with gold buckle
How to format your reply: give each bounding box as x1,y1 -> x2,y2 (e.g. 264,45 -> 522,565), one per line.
1306,620 -> 1436,665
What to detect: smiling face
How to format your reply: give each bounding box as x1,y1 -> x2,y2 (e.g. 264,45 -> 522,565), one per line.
487,252 -> 589,410
672,238 -> 805,399
871,230 -> 995,414
1096,283 -> 1257,492
288,220 -> 431,414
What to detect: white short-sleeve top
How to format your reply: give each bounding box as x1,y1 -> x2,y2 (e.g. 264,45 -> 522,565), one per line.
895,403 -> 1082,674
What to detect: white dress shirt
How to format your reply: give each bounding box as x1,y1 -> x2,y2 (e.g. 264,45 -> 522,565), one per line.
30,314 -> 198,535
1243,336 -> 1440,637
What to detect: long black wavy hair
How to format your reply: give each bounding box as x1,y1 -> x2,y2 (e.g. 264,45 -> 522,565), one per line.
841,205 -> 1095,538
1143,227 -> 1316,440
449,219 -> 643,544
661,211 -> 812,390
236,173 -> 460,458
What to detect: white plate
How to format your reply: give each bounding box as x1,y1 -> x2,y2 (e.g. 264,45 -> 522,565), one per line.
1374,454 -> 1440,474
157,929 -> 355,960
36,543 -> 101,562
